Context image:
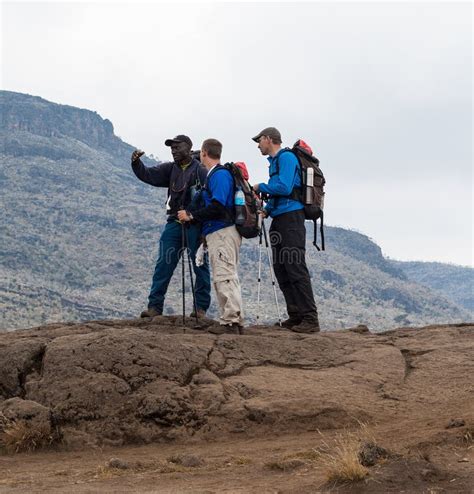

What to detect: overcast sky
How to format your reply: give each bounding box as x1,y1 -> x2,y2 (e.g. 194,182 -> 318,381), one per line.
1,1 -> 472,266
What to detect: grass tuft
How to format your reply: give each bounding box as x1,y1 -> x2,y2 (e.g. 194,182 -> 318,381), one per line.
319,430 -> 369,484
0,418 -> 54,454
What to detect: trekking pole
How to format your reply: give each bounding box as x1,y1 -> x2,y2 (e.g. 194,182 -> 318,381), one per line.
262,221 -> 282,327
181,221 -> 186,325
256,213 -> 264,325
184,225 -> 199,324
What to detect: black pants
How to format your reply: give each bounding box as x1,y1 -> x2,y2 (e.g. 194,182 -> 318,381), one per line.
269,209 -> 318,319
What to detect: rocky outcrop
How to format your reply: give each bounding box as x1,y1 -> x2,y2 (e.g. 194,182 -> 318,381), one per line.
0,90 -> 132,159
0,398 -> 53,432
1,318 -> 472,449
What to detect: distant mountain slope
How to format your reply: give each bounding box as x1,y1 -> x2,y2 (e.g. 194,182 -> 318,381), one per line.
1,90 -> 133,160
391,261 -> 473,313
0,91 -> 470,331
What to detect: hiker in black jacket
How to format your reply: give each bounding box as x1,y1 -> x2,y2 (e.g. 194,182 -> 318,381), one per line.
131,135 -> 211,318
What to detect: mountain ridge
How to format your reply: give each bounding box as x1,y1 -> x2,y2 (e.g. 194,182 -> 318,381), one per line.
0,90 -> 471,331
1,90 -> 125,157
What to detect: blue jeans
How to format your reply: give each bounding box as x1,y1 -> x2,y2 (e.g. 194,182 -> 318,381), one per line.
148,220 -> 211,313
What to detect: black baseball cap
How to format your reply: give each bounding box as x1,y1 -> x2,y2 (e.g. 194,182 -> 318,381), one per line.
252,127 -> 282,143
164,135 -> 193,147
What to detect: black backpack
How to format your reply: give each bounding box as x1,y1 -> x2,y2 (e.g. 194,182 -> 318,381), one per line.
274,140 -> 326,250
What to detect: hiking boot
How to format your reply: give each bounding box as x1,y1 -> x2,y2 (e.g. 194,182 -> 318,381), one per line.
140,307 -> 162,318
189,308 -> 207,319
275,316 -> 303,328
208,323 -> 243,335
290,316 -> 320,334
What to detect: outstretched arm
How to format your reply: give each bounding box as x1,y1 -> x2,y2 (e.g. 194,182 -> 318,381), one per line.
131,150 -> 173,187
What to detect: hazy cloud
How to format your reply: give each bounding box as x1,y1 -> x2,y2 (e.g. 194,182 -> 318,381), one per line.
1,1 -> 472,265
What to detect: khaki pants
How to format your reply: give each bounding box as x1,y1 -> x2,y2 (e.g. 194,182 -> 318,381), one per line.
206,225 -> 243,325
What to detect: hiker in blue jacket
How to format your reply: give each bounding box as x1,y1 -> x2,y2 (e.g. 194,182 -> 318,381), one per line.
252,127 -> 320,333
178,138 -> 244,334
131,135 -> 211,318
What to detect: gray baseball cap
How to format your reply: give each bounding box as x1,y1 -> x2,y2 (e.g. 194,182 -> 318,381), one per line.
252,127 -> 282,143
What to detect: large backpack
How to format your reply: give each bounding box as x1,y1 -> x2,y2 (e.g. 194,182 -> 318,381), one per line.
223,162 -> 261,239
204,162 -> 260,239
274,140 -> 326,250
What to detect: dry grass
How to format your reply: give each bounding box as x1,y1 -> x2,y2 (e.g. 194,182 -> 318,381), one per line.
95,465 -> 127,479
0,417 -> 55,454
264,448 -> 322,471
265,458 -> 306,472
231,456 -> 252,465
462,428 -> 473,445
418,450 -> 431,462
0,412 -> 10,431
285,448 -> 322,461
318,429 -> 370,484
262,424 -> 384,483
95,459 -> 187,479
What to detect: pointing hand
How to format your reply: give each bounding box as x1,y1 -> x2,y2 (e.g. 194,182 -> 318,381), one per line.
131,149 -> 145,162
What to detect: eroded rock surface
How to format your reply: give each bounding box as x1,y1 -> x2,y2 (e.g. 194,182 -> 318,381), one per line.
0,318 -> 472,448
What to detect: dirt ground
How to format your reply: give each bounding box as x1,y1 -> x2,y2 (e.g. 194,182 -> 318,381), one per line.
0,321 -> 473,493
1,419 -> 473,493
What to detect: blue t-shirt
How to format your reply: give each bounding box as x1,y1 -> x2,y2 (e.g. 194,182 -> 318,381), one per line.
201,166 -> 234,236
259,149 -> 303,218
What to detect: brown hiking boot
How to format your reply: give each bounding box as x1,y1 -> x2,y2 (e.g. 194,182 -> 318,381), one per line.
140,307 -> 162,318
290,316 -> 320,334
208,323 -> 243,335
189,308 -> 206,318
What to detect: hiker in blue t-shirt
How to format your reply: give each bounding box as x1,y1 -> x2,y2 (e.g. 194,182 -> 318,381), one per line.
131,135 -> 211,318
252,127 -> 320,333
178,139 -> 244,334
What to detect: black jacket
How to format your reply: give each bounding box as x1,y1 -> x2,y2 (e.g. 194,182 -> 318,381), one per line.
131,157 -> 207,218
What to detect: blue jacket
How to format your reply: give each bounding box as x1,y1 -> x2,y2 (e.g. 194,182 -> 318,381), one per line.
259,149 -> 303,218
192,165 -> 235,236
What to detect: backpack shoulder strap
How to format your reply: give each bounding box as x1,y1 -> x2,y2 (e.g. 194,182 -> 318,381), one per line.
270,148 -> 294,177
206,164 -> 225,180
269,149 -> 303,202
205,164 -> 235,223
195,162 -> 206,188
205,164 -> 233,192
